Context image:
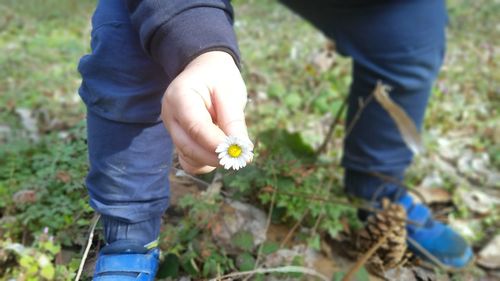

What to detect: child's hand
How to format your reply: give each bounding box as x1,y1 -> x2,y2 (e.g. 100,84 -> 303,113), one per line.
161,51 -> 250,174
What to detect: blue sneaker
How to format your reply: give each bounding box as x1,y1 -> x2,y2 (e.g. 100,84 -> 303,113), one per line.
397,194 -> 474,269
93,240 -> 160,281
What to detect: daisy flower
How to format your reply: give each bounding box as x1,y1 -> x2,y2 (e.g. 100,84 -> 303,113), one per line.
216,135 -> 253,170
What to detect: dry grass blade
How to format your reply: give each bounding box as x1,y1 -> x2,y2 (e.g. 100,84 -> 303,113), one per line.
209,265 -> 330,281
316,95 -> 348,155
406,237 -> 474,273
280,209 -> 309,248
373,81 -> 424,155
260,186 -> 421,226
75,214 -> 101,281
342,232 -> 390,281
244,175 -> 278,281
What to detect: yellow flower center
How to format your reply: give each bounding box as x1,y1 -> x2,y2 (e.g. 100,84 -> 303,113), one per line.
227,144 -> 242,158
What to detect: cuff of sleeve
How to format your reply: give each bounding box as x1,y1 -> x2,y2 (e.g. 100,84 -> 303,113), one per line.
151,6 -> 241,79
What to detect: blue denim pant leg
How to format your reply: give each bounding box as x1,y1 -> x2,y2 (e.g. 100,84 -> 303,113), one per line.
283,0 -> 447,199
336,1 -> 447,199
78,0 -> 172,245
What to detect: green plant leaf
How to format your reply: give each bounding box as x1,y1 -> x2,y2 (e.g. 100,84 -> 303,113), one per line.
284,132 -> 315,158
268,83 -> 286,98
284,92 -> 302,109
180,251 -> 199,276
331,266 -> 370,281
42,241 -> 60,255
332,271 -> 344,281
232,231 -> 254,252
258,129 -> 315,159
157,253 -> 179,278
261,241 -> 279,255
180,226 -> 199,243
253,273 -> 265,281
19,255 -> 34,269
236,252 -> 255,271
202,259 -> 217,277
40,264 -> 55,280
181,258 -> 199,276
307,234 -> 321,250
356,266 -> 370,281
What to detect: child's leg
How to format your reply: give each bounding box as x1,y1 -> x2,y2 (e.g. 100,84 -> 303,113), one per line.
281,0 -> 446,191
86,112 -> 172,248
283,0 -> 445,200
78,0 -> 172,253
281,0 -> 472,268
333,1 -> 446,200
78,1 -> 173,279
331,1 -> 472,267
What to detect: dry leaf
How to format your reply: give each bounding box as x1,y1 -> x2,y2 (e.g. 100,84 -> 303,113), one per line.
373,82 -> 424,155
448,217 -> 482,241
15,108 -> 39,142
477,234 -> 500,269
264,245 -> 318,268
384,267 -> 418,281
12,190 -> 37,204
310,41 -> 336,73
419,170 -> 444,188
56,171 -> 72,183
458,189 -> 496,215
412,187 -> 451,204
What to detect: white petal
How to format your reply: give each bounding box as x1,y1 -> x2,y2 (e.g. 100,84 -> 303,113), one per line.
220,157 -> 229,166
241,153 -> 252,162
230,159 -> 240,170
216,143 -> 229,153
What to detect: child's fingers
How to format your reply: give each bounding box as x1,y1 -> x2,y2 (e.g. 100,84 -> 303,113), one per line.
166,115 -> 219,167
166,86 -> 226,153
178,156 -> 216,175
212,73 -> 251,145
217,106 -> 250,144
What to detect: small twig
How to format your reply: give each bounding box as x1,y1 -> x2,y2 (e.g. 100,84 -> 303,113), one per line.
369,172 -> 427,205
342,231 -> 390,281
22,226 -> 28,245
344,93 -> 375,139
173,167 -> 210,187
406,237 -> 471,273
310,178 -> 334,235
209,265 -> 330,281
316,95 -> 348,155
260,186 -> 421,226
75,214 -> 101,281
202,172 -> 224,200
280,209 -> 310,248
244,174 -> 278,281
311,212 -> 324,235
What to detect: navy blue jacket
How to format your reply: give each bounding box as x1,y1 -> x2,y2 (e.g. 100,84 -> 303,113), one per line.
125,0 -> 240,79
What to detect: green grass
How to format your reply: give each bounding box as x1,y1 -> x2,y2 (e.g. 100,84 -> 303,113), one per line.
0,0 -> 92,133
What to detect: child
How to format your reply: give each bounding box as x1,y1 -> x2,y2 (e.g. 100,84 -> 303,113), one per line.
78,0 -> 472,279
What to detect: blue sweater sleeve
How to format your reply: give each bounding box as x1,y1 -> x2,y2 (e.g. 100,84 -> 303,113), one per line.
126,0 -> 240,79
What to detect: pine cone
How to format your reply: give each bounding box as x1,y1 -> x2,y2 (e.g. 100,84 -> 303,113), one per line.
354,198 -> 411,272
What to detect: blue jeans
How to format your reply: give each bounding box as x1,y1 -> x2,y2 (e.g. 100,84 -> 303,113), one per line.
282,0 -> 447,200
78,0 -> 447,243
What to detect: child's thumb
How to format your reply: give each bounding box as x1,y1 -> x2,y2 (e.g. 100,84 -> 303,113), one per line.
216,96 -> 251,145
